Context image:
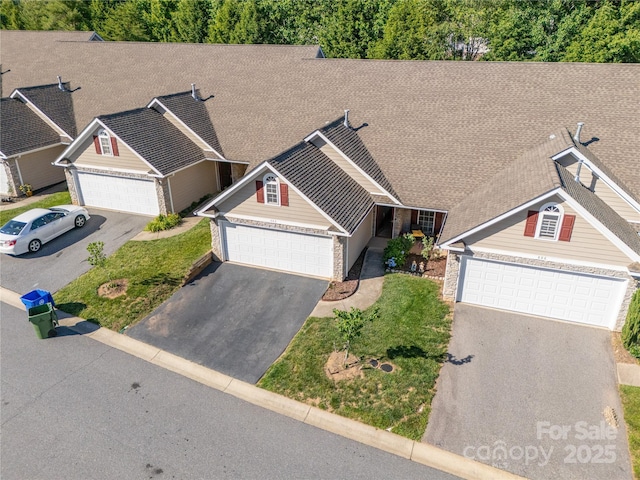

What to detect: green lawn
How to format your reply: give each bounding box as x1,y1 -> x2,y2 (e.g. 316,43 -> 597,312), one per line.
258,273 -> 451,441
621,385 -> 640,479
0,191 -> 72,225
54,219 -> 211,331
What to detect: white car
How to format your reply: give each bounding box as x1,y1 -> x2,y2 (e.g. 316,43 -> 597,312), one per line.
0,205 -> 90,255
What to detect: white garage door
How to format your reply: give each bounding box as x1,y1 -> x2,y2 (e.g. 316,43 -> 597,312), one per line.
458,257 -> 627,329
221,222 -> 333,278
76,172 -> 159,216
0,163 -> 9,195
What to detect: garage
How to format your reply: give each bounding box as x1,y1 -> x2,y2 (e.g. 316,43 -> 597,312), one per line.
76,172 -> 159,216
0,163 -> 9,195
221,222 -> 333,278
457,257 -> 628,329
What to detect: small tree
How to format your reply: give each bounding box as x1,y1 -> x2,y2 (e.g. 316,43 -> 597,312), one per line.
334,306 -> 380,363
622,289 -> 640,354
421,236 -> 434,261
87,241 -> 108,279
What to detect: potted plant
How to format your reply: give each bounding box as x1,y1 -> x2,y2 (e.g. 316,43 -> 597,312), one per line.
19,184 -> 33,197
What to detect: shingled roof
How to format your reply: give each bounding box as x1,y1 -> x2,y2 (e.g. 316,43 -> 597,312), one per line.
14,83 -> 77,138
98,108 -> 205,176
2,32 -> 638,212
320,117 -> 399,202
0,97 -> 61,157
268,140 -> 374,234
153,90 -> 224,157
439,131 -> 574,243
556,164 -> 640,256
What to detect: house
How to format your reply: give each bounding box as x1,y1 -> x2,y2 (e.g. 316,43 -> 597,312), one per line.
438,129 -> 640,330
0,81 -> 76,196
2,30 -> 639,330
54,90 -> 242,215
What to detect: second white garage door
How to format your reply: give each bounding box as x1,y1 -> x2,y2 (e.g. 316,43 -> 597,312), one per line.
76,172 -> 159,216
221,222 -> 333,278
458,257 -> 627,329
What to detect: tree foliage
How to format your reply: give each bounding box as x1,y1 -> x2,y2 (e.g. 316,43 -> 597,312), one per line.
1,0 -> 637,62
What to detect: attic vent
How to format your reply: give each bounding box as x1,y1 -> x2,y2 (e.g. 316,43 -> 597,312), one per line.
344,109 -> 350,129
191,83 -> 200,101
57,76 -> 67,92
574,122 -> 585,143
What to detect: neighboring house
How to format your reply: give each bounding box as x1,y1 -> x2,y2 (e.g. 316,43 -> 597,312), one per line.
438,130 -> 640,330
54,90 -> 244,216
0,81 -> 76,196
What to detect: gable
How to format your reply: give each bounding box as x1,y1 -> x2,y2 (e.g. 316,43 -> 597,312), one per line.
71,125 -> 151,173
556,153 -> 640,224
216,170 -> 335,231
464,196 -> 634,267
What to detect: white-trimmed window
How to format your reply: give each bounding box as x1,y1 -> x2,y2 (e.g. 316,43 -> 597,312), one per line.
536,203 -> 563,240
264,174 -> 279,205
98,130 -> 112,156
417,210 -> 435,235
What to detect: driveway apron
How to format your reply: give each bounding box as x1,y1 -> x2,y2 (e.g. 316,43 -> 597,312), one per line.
425,304 -> 632,480
127,262 -> 328,384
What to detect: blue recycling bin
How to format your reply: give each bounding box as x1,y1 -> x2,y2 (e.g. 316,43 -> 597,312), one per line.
20,289 -> 55,310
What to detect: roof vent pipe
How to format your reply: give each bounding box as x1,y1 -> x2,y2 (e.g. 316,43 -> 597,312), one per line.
191,83 -> 200,101
57,76 -> 65,91
574,122 -> 585,143
344,109 -> 350,128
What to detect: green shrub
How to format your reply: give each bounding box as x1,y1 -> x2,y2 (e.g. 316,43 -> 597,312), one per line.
145,213 -> 182,232
622,289 -> 640,350
383,233 -> 414,268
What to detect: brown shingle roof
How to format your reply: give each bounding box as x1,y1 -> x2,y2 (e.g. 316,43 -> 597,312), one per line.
14,83 -> 77,137
2,32 -> 638,211
0,97 -> 61,157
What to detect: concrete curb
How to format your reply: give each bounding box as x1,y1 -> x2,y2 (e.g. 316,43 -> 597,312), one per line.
1,285 -> 524,480
617,362 -> 640,387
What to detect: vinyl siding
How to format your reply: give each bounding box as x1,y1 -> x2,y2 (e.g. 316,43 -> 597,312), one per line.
218,175 -> 333,229
169,161 -> 219,213
17,145 -> 66,190
557,156 -> 640,223
465,196 -> 633,267
318,143 -> 385,194
347,208 -> 373,270
72,130 -> 151,173
162,112 -> 211,151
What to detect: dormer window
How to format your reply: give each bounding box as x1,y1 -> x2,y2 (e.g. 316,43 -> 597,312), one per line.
93,129 -> 120,157
264,174 -> 279,205
524,202 -> 575,242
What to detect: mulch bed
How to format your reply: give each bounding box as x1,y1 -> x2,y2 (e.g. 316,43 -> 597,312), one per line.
322,247 -> 367,301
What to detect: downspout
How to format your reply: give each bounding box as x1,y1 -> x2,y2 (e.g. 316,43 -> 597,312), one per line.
15,155 -> 24,187
344,237 -> 349,279
167,176 -> 175,213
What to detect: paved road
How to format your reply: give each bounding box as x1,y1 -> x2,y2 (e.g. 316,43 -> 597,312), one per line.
127,262 -> 328,383
1,302 -> 458,480
0,208 -> 149,294
425,304 -> 632,480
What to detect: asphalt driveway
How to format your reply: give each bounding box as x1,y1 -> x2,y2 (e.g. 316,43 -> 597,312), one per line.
127,262 -> 328,384
425,304 -> 632,480
0,208 -> 149,295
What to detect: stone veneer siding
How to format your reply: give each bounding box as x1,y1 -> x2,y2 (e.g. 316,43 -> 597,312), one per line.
155,177 -> 171,215
210,216 -> 344,280
231,163 -> 247,183
392,208 -> 412,238
443,249 -> 639,331
3,159 -> 20,196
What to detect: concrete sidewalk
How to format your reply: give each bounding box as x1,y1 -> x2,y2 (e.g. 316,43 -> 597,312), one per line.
0,182 -> 68,211
310,237 -> 387,317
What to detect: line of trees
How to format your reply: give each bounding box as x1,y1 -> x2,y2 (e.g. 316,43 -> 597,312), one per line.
1,0 -> 638,62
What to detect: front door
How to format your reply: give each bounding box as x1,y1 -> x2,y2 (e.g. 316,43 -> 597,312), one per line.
218,162 -> 233,190
375,206 -> 393,237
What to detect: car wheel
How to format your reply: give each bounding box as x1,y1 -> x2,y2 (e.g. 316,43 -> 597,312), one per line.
74,215 -> 86,228
28,239 -> 41,253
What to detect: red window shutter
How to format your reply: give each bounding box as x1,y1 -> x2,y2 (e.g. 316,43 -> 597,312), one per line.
524,210 -> 538,237
93,136 -> 101,154
256,181 -> 264,203
280,184 -> 289,207
110,137 -> 119,156
559,215 -> 575,242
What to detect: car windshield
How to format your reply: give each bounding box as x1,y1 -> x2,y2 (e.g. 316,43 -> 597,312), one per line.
0,220 -> 27,235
